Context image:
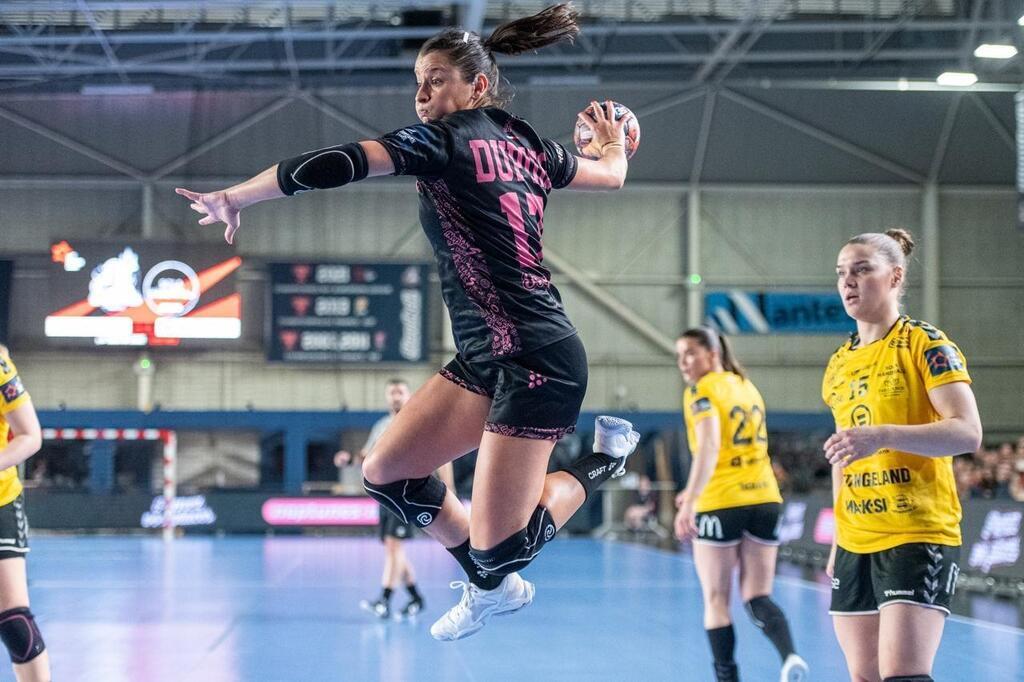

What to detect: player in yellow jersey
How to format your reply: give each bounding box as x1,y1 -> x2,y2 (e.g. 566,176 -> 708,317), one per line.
0,345 -> 50,681
674,328 -> 808,682
823,229 -> 982,682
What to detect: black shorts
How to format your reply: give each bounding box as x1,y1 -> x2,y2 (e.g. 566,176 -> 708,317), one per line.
378,507 -> 414,541
439,333 -> 588,441
0,494 -> 29,560
830,543 -> 960,616
694,502 -> 781,546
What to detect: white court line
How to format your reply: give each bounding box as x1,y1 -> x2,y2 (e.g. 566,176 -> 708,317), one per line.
607,539 -> 1024,637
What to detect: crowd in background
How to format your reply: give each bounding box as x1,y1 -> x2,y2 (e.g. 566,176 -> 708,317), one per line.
954,436 -> 1024,502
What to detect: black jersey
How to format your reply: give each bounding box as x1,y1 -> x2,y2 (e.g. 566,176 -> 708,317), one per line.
377,107 -> 579,363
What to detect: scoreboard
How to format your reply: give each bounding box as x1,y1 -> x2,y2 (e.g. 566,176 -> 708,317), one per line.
267,262 -> 428,363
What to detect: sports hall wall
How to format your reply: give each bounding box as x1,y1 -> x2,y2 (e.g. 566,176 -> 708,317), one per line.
0,84 -> 1019,436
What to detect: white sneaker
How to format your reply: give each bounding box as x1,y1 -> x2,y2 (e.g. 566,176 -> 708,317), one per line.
593,416 -> 641,478
429,572 -> 535,641
781,654 -> 809,682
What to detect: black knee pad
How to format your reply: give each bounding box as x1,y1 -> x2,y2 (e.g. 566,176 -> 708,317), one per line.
0,607 -> 45,664
469,506 -> 556,577
745,595 -> 796,659
883,677 -> 933,682
745,595 -> 785,629
363,475 -> 446,528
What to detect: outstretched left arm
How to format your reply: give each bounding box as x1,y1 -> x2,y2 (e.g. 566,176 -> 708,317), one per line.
176,140 -> 396,244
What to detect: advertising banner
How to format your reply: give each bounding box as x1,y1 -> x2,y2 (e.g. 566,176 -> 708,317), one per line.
704,290 -> 855,334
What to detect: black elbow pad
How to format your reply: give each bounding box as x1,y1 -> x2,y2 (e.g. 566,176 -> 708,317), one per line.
276,142 -> 369,195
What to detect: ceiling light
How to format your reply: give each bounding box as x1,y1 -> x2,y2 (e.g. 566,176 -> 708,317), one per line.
1018,14 -> 1024,26
936,71 -> 978,87
974,44 -> 1018,59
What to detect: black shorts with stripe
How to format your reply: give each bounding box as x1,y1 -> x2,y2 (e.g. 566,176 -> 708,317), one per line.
0,494 -> 29,560
693,502 -> 781,546
830,543 -> 960,616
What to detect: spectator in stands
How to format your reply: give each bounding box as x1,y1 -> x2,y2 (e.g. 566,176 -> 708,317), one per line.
1010,459 -> 1024,503
993,461 -> 1014,500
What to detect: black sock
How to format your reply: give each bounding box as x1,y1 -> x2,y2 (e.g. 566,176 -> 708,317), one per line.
381,587 -> 393,603
745,596 -> 796,661
883,677 -> 933,682
446,540 -> 504,590
707,624 -> 736,663
707,625 -> 739,682
560,451 -> 619,500
406,583 -> 422,601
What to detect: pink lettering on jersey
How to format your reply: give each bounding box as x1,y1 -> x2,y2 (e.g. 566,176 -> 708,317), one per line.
502,141 -> 528,182
489,140 -> 516,181
467,139 -> 551,190
469,139 -> 496,183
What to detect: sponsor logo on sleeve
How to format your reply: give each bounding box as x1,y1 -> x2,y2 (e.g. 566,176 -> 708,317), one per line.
924,345 -> 965,377
690,397 -> 712,416
0,376 -> 24,404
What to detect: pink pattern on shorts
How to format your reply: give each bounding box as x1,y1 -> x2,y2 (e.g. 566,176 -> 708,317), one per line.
484,422 -> 575,441
439,367 -> 491,397
420,178 -> 521,357
527,372 -> 548,389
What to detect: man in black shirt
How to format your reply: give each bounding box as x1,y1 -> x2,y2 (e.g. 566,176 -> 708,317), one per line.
176,3 -> 641,641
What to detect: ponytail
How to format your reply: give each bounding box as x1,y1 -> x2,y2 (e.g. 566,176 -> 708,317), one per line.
680,327 -> 747,381
483,4 -> 580,56
418,4 -> 580,108
716,333 -> 747,381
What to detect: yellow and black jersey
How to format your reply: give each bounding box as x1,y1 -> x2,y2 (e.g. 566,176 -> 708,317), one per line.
0,353 -> 27,508
683,371 -> 782,513
822,316 -> 970,553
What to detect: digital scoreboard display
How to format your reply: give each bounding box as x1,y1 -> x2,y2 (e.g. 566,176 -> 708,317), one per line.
44,240 -> 242,347
267,262 -> 428,363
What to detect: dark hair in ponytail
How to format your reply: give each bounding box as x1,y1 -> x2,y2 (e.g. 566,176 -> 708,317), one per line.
418,3 -> 580,107
680,327 -> 748,381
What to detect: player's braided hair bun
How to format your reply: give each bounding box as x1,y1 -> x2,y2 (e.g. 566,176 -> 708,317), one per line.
884,228 -> 915,257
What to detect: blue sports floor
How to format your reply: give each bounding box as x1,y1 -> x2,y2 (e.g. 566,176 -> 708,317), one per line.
20,536 -> 1024,681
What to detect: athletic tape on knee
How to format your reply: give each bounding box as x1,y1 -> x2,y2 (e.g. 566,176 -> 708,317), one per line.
277,142 -> 369,196
363,476 -> 446,528
469,506 -> 556,577
0,607 -> 45,664
745,595 -> 795,660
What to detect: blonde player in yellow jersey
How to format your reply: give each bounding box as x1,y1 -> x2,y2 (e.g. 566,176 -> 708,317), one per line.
823,229 -> 982,682
0,345 -> 50,681
674,328 -> 808,682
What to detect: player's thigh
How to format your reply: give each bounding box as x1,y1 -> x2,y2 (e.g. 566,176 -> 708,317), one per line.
832,614 -> 881,682
738,537 -> 778,601
468,431 -> 555,548
0,557 -> 29,611
877,603 -> 945,678
363,373 -> 490,482
693,541 -> 739,604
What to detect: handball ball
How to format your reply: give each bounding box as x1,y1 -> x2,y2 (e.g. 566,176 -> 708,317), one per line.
573,101 -> 640,160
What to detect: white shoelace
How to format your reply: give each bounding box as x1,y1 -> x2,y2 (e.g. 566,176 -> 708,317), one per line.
443,581 -> 479,623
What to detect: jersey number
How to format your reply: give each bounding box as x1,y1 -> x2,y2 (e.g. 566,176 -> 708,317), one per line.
498,191 -> 545,271
729,405 -> 767,447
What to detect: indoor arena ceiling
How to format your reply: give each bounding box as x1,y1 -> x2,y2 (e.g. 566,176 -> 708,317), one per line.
0,1 -> 1021,93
